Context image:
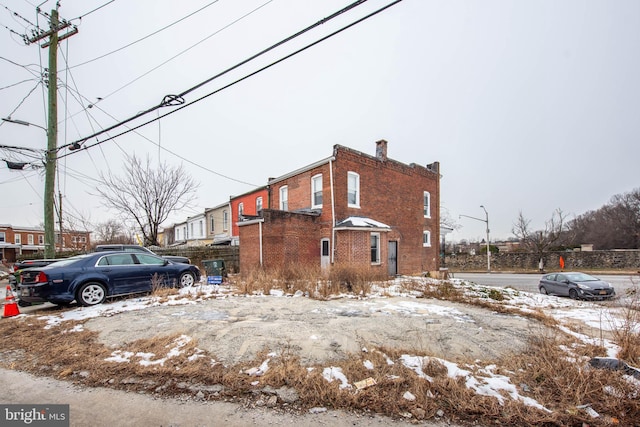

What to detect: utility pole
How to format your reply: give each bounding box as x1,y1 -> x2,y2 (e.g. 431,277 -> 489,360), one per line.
26,6 -> 77,258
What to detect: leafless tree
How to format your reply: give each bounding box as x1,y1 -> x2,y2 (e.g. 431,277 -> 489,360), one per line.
95,154 -> 198,247
93,219 -> 133,245
512,208 -> 569,263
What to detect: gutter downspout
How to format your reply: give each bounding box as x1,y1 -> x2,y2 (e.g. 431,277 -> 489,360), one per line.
329,158 -> 336,264
259,220 -> 263,267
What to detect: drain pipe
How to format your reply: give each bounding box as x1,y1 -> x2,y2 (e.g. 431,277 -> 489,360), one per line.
329,158 -> 336,264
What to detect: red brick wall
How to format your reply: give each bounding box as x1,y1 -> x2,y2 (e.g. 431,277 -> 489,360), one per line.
241,142 -> 440,276
332,146 -> 440,274
230,188 -> 269,238
239,210 -> 323,273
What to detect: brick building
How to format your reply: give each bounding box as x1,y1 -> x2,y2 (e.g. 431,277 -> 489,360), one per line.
0,224 -> 91,262
230,186 -> 268,246
238,140 -> 440,276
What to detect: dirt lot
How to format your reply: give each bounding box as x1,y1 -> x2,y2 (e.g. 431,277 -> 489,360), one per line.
84,295 -> 541,365
2,277 -> 631,426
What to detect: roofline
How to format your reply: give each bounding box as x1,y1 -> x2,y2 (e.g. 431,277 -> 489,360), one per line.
334,226 -> 391,232
268,156 -> 334,186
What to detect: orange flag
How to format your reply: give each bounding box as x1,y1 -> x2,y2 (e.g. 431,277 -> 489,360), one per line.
559,256 -> 565,270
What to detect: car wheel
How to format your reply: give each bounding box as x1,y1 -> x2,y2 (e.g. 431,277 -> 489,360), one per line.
569,289 -> 579,300
179,272 -> 195,288
539,286 -> 548,295
18,300 -> 33,307
77,282 -> 107,306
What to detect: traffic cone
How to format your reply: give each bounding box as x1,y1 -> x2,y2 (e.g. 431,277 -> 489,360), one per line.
2,285 -> 20,318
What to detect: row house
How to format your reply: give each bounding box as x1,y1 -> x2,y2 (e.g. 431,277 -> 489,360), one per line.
238,140 -> 441,276
205,202 -> 233,245
0,224 -> 91,262
229,186 -> 268,246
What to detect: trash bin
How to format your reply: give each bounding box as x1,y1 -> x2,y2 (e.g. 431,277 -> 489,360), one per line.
202,259 -> 226,284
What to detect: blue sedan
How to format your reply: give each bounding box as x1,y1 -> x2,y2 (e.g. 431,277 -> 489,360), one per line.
18,251 -> 201,306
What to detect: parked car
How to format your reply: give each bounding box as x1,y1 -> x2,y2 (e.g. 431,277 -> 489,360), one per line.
18,251 -> 201,307
9,259 -> 61,289
538,272 -> 615,300
94,244 -> 191,264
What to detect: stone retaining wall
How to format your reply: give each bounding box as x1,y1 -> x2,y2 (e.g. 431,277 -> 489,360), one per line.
445,250 -> 640,272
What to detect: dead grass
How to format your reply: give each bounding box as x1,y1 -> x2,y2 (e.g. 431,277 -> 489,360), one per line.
238,265 -> 385,299
1,275 -> 639,426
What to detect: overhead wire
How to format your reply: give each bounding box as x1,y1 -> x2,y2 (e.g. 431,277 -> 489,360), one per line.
73,0 -> 274,114
65,0 -> 220,70
66,0 -> 369,146
60,0 -> 403,154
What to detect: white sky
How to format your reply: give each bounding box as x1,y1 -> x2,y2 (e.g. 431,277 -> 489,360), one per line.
1,0 -> 639,242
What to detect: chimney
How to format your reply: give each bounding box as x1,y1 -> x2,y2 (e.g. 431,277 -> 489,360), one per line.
375,139 -> 387,161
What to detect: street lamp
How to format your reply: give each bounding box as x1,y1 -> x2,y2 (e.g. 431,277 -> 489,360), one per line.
2,117 -> 48,132
480,205 -> 490,272
459,205 -> 491,272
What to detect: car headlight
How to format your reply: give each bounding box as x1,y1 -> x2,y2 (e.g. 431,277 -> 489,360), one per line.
576,283 -> 590,290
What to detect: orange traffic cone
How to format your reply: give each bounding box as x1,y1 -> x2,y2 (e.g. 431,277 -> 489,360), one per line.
2,285 -> 20,318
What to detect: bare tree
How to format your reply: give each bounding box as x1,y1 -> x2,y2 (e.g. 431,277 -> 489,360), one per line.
93,219 -> 133,245
95,154 -> 198,246
567,188 -> 640,249
512,208 -> 569,265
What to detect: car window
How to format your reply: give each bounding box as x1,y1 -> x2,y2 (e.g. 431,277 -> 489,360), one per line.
102,254 -> 136,266
556,274 -> 567,282
134,253 -> 165,265
544,274 -> 556,281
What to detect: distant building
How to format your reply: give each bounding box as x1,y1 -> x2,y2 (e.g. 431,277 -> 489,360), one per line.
0,223 -> 91,262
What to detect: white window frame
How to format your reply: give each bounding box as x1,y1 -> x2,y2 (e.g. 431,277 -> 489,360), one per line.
370,232 -> 381,265
199,220 -> 204,237
279,186 -> 288,211
311,174 -> 323,209
14,234 -> 21,244
238,202 -> 244,219
423,230 -> 431,247
28,234 -> 34,245
423,191 -> 431,218
38,235 -> 44,245
223,210 -> 229,231
210,215 -> 215,233
347,171 -> 360,208
256,196 -> 263,212
0,232 -> 5,243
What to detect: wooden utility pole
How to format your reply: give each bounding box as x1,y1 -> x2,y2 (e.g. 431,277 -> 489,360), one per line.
26,6 -> 77,258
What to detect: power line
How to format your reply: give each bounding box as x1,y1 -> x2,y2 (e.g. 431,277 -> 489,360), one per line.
65,0 -> 372,148
71,0 -> 274,115
65,0 -> 221,70
62,0 -> 403,153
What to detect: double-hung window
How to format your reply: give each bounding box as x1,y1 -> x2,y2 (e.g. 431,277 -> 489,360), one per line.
223,210 -> 229,231
280,186 -> 288,211
347,171 -> 360,208
256,196 -> 263,212
423,230 -> 431,247
423,191 -> 431,218
238,203 -> 244,219
370,232 -> 381,264
311,174 -> 323,208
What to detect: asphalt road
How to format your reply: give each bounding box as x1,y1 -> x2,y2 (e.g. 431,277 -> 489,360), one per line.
453,272 -> 639,296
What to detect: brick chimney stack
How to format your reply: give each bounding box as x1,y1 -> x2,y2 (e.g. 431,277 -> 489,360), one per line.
375,139 -> 388,161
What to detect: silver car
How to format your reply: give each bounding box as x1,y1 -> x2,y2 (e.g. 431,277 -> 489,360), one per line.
538,272 -> 615,300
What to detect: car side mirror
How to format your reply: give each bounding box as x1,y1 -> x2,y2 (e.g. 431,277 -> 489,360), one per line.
163,260 -> 169,266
